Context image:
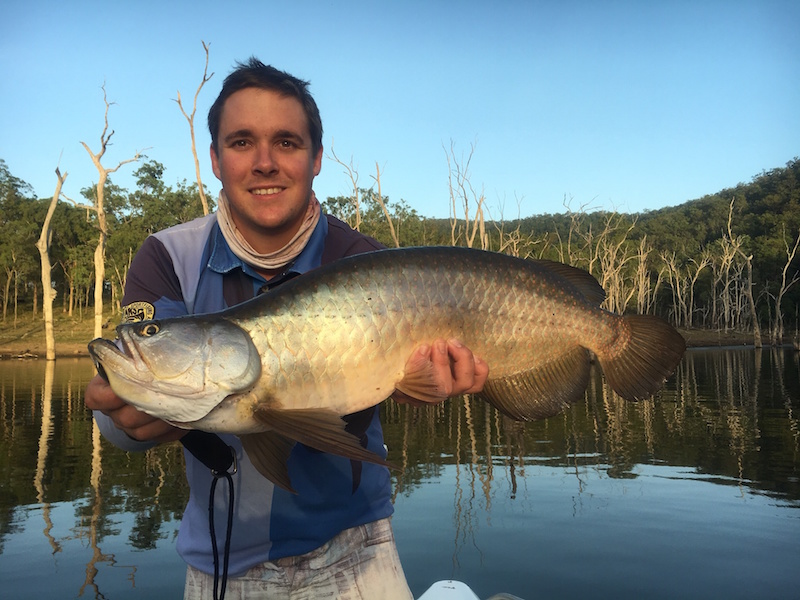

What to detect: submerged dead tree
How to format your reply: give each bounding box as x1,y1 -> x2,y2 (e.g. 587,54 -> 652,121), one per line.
445,141 -> 487,249
725,199 -> 761,347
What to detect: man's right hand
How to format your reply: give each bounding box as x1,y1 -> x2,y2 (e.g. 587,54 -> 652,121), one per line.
84,374 -> 186,443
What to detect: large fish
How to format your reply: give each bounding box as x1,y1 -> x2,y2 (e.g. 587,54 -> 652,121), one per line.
88,246 -> 685,490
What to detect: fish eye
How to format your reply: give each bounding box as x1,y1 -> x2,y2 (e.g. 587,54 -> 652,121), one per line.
138,322 -> 161,337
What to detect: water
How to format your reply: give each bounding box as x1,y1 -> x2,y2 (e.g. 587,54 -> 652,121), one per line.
0,349 -> 798,599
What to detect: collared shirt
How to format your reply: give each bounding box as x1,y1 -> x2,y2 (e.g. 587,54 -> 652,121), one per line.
94,213 -> 392,576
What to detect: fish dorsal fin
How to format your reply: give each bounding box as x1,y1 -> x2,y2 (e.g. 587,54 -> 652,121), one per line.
533,260 -> 607,306
240,432 -> 298,493
251,406 -> 394,472
480,347 -> 591,421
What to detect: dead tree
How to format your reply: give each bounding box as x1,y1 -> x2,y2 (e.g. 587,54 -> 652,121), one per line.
35,168 -> 68,360
80,84 -> 144,340
371,162 -> 400,248
327,143 -> 362,231
444,141 -> 486,248
772,224 -> 800,344
725,199 -> 761,346
175,40 -> 213,215
634,236 -> 654,315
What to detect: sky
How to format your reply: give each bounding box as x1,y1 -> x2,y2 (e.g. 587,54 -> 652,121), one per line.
1,0 -> 798,220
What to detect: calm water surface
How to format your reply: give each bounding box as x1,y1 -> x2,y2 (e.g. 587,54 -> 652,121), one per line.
0,348 -> 798,599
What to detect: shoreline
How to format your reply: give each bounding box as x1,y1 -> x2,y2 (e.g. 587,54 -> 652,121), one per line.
0,329 -> 794,360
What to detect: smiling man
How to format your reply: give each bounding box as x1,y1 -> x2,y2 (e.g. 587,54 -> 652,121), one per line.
211,86 -> 322,257
85,59 -> 487,599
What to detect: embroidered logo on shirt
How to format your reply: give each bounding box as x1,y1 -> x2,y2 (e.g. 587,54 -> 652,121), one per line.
122,301 -> 155,323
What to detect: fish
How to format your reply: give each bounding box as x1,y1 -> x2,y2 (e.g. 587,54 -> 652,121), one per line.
88,246 -> 685,490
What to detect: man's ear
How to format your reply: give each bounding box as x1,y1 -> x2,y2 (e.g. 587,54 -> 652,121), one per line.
210,143 -> 221,180
313,146 -> 323,177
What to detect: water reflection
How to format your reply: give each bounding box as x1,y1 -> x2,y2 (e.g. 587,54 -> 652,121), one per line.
0,349 -> 798,599
384,347 -> 800,506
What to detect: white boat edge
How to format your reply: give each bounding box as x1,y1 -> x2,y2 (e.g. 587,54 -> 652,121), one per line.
417,579 -> 525,600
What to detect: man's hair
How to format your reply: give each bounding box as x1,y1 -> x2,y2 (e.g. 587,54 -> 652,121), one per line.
208,58 -> 323,155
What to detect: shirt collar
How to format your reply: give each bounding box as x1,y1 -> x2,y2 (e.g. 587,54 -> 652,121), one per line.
207,215 -> 329,280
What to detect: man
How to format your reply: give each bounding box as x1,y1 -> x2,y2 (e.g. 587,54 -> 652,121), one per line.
85,59 -> 488,599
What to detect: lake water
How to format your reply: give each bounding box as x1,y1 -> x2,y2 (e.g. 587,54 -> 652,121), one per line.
0,348 -> 798,599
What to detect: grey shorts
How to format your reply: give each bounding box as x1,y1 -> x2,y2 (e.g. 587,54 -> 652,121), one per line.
183,517 -> 413,600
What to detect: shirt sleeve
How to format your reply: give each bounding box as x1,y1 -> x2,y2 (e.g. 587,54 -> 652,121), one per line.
92,412 -> 158,452
121,235 -> 189,321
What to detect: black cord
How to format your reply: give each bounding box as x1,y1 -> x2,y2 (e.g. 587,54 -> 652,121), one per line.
209,470 -> 234,600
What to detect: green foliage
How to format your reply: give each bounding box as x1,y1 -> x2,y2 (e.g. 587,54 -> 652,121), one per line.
0,158 -> 210,317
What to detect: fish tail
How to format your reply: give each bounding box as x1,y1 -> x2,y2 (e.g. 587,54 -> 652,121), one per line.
597,314 -> 685,401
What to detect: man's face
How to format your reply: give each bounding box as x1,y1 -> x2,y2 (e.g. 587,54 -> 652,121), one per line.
210,87 -> 322,254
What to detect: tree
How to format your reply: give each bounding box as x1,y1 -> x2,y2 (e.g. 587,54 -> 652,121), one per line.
327,143 -> 363,231
0,160 -> 38,324
174,40 -> 213,216
445,141 -> 486,248
35,167 -> 68,359
772,224 -> 800,344
80,84 -> 144,339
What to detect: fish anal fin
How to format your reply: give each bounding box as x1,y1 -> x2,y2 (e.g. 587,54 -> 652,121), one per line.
240,432 -> 297,493
481,347 -> 591,421
252,406 -> 394,471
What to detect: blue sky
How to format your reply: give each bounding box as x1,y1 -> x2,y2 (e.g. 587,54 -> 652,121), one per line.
2,0 -> 797,219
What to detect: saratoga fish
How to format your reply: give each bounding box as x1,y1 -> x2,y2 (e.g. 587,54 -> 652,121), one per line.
88,246 -> 685,490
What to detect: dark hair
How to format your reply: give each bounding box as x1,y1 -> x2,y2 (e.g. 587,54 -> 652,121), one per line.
207,58 -> 323,155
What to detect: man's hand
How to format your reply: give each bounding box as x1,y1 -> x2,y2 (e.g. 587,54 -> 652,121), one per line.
84,374 -> 186,443
393,338 -> 489,406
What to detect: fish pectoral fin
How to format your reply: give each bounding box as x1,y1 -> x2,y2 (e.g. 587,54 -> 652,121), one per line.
252,406 -> 393,470
481,347 -> 591,421
240,432 -> 297,493
393,350 -> 448,403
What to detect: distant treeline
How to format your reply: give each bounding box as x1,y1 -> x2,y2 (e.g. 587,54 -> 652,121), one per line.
1,156 -> 798,341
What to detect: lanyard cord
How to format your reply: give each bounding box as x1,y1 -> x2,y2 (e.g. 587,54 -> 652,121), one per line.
209,470 -> 235,600
180,432 -> 237,600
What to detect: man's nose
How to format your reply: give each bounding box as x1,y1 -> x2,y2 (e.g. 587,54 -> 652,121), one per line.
253,144 -> 277,174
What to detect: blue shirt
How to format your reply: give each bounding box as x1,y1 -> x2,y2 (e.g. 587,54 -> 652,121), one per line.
94,213 -> 393,576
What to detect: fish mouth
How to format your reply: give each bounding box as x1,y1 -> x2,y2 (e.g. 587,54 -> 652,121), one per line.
87,335 -> 144,383
87,338 -> 118,382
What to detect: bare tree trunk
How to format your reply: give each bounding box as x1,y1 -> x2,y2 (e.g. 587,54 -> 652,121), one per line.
444,141 -> 485,248
773,225 -> 800,344
724,198 -> 761,346
80,84 -> 143,340
35,168 -> 67,360
328,144 -> 362,230
3,267 -> 12,321
175,40 -> 213,215
371,163 -> 399,247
